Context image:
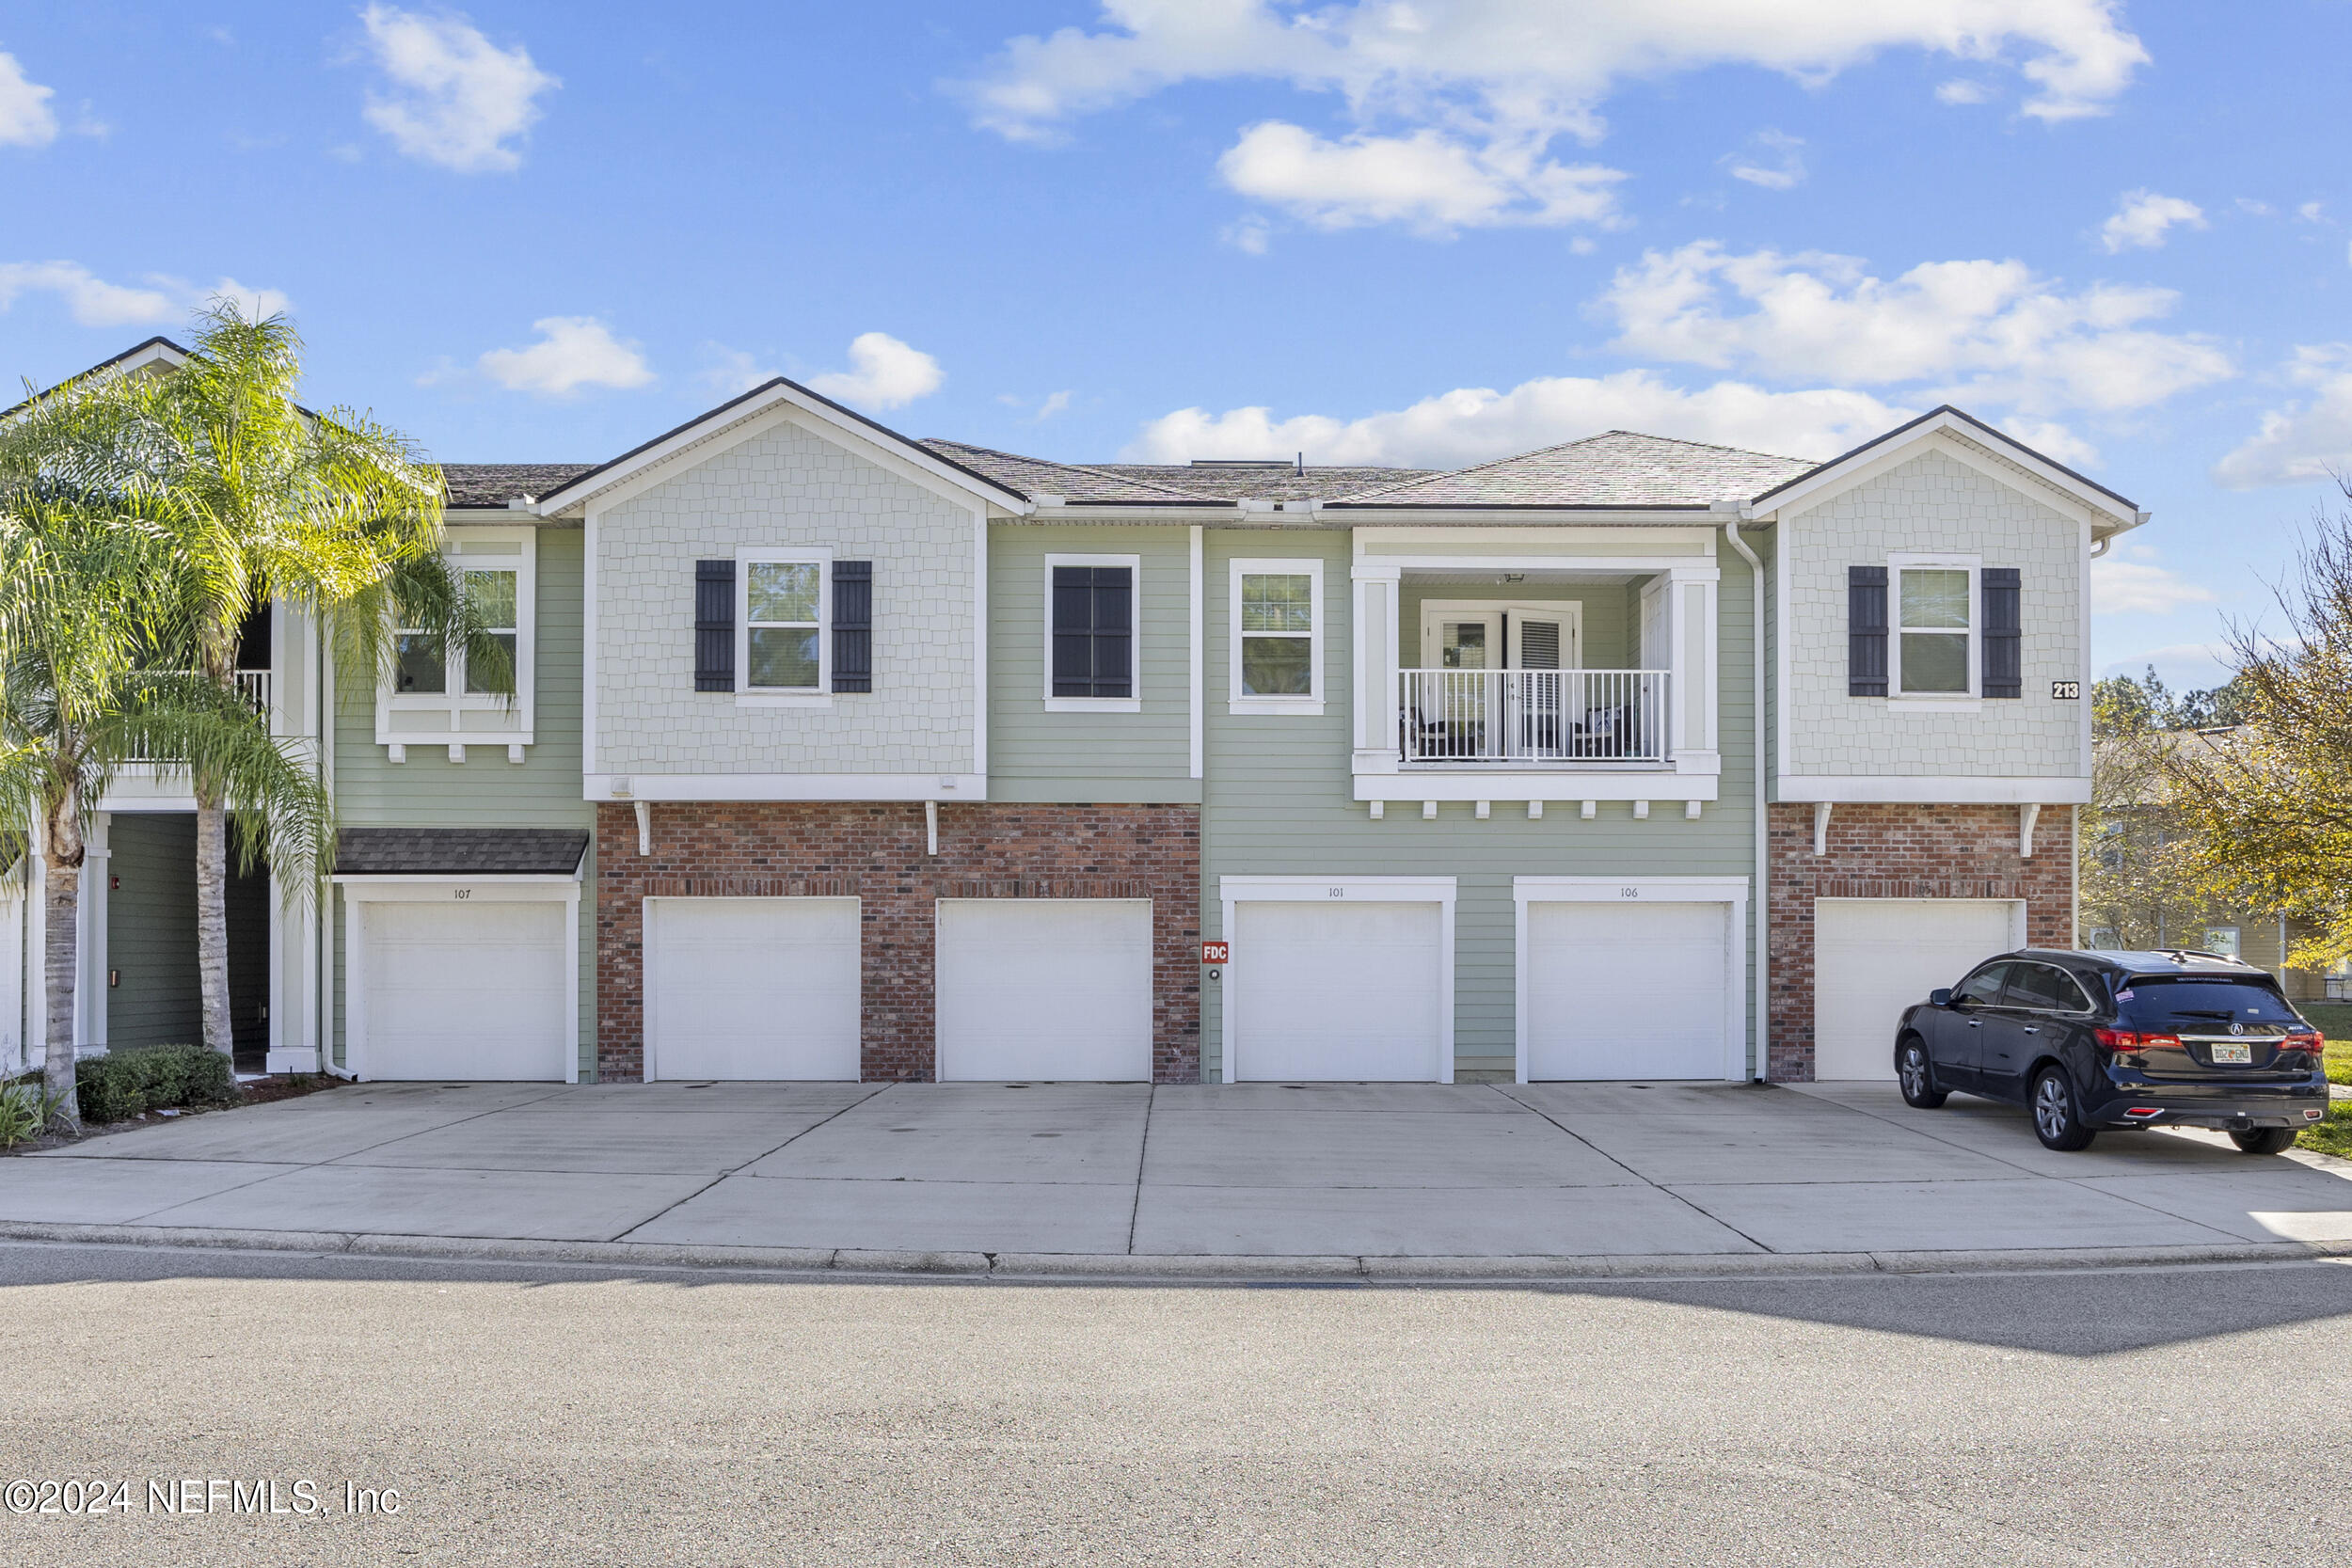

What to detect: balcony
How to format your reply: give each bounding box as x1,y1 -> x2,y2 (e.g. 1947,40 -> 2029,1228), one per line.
1398,669 -> 1670,766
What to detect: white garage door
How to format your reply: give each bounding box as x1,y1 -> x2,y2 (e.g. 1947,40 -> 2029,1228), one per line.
358,900 -> 568,1081
1814,898 -> 2024,1080
935,900 -> 1152,1081
1231,901 -> 1446,1082
644,897 -> 861,1080
1524,900 -> 1734,1081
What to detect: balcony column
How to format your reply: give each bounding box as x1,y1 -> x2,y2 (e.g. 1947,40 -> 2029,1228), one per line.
1668,566 -> 1721,780
1351,564 -> 1401,774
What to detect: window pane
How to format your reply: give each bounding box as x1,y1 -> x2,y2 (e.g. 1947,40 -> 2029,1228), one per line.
464,568 -> 517,630
1440,623 -> 1487,669
748,562 -> 819,624
395,632 -> 445,693
1242,574 -> 1312,632
2003,964 -> 2068,1009
1899,569 -> 1970,629
1242,634 -> 1311,695
464,631 -> 517,695
1956,964 -> 2008,1006
747,626 -> 820,688
2201,927 -> 2240,958
1901,631 -> 1968,693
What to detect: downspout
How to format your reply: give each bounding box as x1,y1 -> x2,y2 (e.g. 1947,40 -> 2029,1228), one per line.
1723,515 -> 1769,1083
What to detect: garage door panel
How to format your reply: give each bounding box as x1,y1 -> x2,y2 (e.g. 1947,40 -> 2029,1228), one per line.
1814,898 -> 2022,1080
646,897 -> 861,1081
1232,901 -> 1444,1082
936,900 -> 1152,1082
1525,901 -> 1730,1081
361,900 -> 568,1082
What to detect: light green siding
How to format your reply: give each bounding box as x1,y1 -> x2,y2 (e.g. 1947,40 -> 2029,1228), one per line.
104,813 -> 200,1048
330,525 -> 596,1076
1200,529 -> 1760,1080
987,522 -> 1199,802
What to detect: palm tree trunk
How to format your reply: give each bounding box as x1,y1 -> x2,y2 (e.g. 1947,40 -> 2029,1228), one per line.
40,789 -> 83,1135
195,793 -> 234,1059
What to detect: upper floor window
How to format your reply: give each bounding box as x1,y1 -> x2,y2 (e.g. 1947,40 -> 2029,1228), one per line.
1891,556 -> 1978,698
741,555 -> 826,692
1231,559 -> 1323,715
379,527 -> 535,761
1046,555 -> 1137,711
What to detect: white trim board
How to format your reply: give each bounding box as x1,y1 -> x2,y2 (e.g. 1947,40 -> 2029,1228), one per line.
1355,774 -> 1719,804
1775,775 -> 2090,805
1512,876 -> 1750,1085
1753,419 -> 2138,534
1217,875 -> 1457,1085
589,772 -> 987,802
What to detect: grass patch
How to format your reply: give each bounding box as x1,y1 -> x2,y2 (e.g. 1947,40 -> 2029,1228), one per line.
2300,1100 -> 2352,1160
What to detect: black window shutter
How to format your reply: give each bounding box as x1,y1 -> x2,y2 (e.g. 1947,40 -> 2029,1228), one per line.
693,559 -> 735,691
1051,565 -> 1133,698
1847,566 -> 1887,697
833,561 -> 872,693
1981,567 -> 2021,698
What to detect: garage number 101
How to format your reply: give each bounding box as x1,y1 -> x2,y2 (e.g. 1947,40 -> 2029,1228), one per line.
1327,887 -> 1346,898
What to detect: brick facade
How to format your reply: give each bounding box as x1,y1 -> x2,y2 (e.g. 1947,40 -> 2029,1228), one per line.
1765,801 -> 2074,1082
594,801 -> 1200,1083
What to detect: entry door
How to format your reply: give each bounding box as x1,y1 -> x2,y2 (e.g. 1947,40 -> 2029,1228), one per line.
644,897 -> 862,1080
1523,900 -> 1734,1080
1505,609 -> 1576,759
1422,610 -> 1500,671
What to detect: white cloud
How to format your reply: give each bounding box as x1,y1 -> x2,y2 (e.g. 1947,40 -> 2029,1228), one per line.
0,50 -> 57,147
0,261 -> 176,326
2212,344 -> 2352,488
1217,121 -> 1622,232
1121,370 -> 1908,469
1035,389 -> 1073,420
1600,241 -> 2233,416
2090,558 -> 2217,615
477,317 -> 653,396
359,5 -> 558,173
696,345 -> 776,397
208,277 -> 294,319
1935,78 -> 1992,105
1725,129 -> 1804,191
2297,200 -> 2324,222
2100,189 -> 2205,252
964,3 -> 2147,235
2099,641 -> 2235,685
805,332 -> 945,411
1221,214 -> 1272,254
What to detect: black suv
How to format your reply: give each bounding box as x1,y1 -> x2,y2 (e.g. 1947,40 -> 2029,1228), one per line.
1894,949 -> 2329,1152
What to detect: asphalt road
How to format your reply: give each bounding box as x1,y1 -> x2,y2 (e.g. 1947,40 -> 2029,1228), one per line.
1,1243 -> 2345,1567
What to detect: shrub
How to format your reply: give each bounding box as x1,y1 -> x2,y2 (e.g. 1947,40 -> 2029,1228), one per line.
0,1079 -> 58,1147
74,1044 -> 237,1125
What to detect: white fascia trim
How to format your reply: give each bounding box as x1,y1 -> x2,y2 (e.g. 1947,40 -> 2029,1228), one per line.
587,772 -> 987,802
1356,773 -> 1719,803
1775,774 -> 2091,804
1753,418 -> 2137,533
1512,876 -> 1749,1085
536,386 -> 1028,518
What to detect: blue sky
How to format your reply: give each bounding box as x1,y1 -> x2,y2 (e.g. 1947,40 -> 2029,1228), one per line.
3,2 -> 2347,688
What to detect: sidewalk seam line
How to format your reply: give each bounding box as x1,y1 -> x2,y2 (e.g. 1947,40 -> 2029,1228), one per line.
607,1085 -> 886,1243
1490,1085 -> 1780,1255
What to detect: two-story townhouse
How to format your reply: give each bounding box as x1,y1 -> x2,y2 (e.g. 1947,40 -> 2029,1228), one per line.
7,343 -> 2140,1090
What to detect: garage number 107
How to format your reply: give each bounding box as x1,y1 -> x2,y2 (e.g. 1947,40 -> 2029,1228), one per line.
453,888 -> 472,900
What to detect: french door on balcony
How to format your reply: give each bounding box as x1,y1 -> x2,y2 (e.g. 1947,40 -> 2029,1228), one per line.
1416,603 -> 1579,760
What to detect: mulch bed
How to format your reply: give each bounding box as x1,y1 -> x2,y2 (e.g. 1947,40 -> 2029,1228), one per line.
1,1071 -> 350,1155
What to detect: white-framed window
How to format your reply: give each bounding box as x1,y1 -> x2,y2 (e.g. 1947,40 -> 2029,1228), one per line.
1230,559 -> 1323,715
1044,553 -> 1139,713
737,546 -> 830,706
1888,553 -> 1979,700
377,526 -> 535,760
2201,926 -> 2241,958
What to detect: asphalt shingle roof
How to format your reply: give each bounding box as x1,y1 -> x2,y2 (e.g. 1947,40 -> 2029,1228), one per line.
443,463 -> 596,508
1331,430 -> 1818,507
337,828 -> 590,876
1090,463 -> 1438,501
916,440 -> 1220,504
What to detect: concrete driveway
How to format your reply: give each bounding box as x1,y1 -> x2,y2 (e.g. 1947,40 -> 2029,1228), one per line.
4,1078 -> 2348,1271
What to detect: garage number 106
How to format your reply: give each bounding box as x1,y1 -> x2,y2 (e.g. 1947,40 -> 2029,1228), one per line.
1619,886 -> 1641,899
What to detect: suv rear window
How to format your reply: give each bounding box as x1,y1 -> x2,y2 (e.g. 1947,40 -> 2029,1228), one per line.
2116,976 -> 2302,1031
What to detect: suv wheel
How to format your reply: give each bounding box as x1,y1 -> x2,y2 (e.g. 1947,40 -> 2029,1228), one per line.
2229,1128 -> 2297,1156
1897,1037 -> 1947,1108
2031,1067 -> 2096,1151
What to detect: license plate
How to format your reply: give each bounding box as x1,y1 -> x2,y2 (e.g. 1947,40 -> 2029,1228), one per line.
2211,1041 -> 2253,1065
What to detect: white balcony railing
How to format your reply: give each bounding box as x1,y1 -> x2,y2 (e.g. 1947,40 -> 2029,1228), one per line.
1398,668 -> 1669,765
121,670 -> 275,764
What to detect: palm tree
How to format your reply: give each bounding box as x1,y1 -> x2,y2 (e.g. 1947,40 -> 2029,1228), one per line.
141,303 -> 504,1060
0,389 -> 192,1132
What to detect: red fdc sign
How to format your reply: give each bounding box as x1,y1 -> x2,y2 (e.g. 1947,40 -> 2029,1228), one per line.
1200,941 -> 1230,965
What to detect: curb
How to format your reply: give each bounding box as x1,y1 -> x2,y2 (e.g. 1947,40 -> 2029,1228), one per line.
1,1221 -> 2346,1283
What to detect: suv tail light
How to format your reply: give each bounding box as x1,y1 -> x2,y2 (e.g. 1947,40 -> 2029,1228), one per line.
2095,1029 -> 2181,1056
2283,1031 -> 2323,1055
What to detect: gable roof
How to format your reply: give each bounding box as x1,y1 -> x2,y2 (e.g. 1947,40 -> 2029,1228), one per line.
1749,404 -> 2140,527
531,375 -> 1032,515
0,335 -> 192,420
1328,430 -> 1817,509
443,463 -> 597,509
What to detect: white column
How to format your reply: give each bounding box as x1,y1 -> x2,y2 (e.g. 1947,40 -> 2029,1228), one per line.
78,812 -> 110,1054
1350,566 -> 1400,773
